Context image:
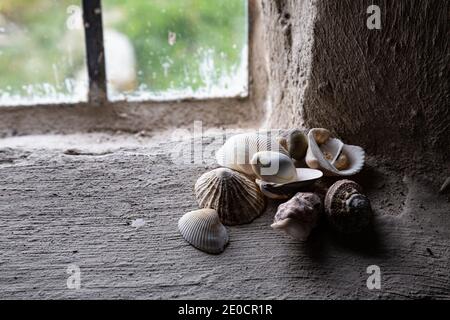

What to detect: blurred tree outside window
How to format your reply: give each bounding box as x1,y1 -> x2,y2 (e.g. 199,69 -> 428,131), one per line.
0,0 -> 87,105
0,0 -> 248,106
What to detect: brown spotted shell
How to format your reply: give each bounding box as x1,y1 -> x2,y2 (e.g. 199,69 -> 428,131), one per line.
277,129 -> 308,161
305,128 -> 365,176
325,180 -> 372,233
271,192 -> 322,241
195,168 -> 266,225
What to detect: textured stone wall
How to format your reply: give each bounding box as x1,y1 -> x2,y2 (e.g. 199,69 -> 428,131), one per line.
262,0 -> 449,172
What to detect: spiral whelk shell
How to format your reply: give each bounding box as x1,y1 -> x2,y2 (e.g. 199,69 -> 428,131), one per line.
305,128 -> 365,176
178,209 -> 229,254
325,179 -> 372,233
271,192 -> 322,241
195,168 -> 265,225
216,132 -> 289,177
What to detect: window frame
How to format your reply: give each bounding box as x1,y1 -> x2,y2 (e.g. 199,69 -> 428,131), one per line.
83,0 -> 107,105
85,0 -> 251,105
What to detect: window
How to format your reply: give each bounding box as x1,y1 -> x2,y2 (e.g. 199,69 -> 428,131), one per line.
103,0 -> 248,101
0,0 -> 248,106
0,0 -> 88,105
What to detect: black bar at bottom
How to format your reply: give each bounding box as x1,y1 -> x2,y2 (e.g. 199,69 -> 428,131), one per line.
0,300 -> 446,318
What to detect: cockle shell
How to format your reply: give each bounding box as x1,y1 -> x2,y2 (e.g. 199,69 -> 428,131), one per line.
251,151 -> 297,184
216,133 -> 289,176
271,192 -> 322,241
255,168 -> 323,199
325,180 -> 372,233
305,128 -> 365,176
178,208 -> 229,254
195,168 -> 265,225
277,129 -> 308,161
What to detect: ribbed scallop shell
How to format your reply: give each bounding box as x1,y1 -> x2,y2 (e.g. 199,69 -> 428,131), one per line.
305,128 -> 365,176
195,168 -> 266,225
216,133 -> 289,176
325,180 -> 372,233
178,208 -> 229,254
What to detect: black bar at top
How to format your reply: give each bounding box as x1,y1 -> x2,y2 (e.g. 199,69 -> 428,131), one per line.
82,0 -> 107,104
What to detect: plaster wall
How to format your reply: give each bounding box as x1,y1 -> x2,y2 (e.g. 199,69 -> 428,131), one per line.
262,0 -> 449,172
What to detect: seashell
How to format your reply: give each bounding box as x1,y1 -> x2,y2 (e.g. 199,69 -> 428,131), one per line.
255,179 -> 291,200
271,192 -> 322,241
251,151 -> 297,184
178,208 -> 229,254
333,152 -> 350,170
312,128 -> 331,144
195,168 -> 265,225
255,168 -> 323,199
277,129 -> 308,161
216,133 -> 289,176
305,128 -> 365,176
325,180 -> 372,234
439,177 -> 450,194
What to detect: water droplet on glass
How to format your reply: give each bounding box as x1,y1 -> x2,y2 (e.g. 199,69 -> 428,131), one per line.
168,31 -> 176,46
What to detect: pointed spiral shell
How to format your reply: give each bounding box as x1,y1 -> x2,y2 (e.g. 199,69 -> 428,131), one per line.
271,192 -> 322,241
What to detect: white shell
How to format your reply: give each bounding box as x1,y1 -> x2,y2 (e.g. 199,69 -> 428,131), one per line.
251,151 -> 297,184
178,208 -> 229,254
255,168 -> 323,199
216,133 -> 289,176
255,179 -> 290,200
305,128 -> 365,176
195,168 -> 265,225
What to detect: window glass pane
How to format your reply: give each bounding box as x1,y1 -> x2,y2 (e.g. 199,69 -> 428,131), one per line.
0,0 -> 87,106
103,0 -> 248,101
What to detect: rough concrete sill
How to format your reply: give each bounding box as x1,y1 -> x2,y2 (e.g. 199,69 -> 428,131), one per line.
0,132 -> 449,299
